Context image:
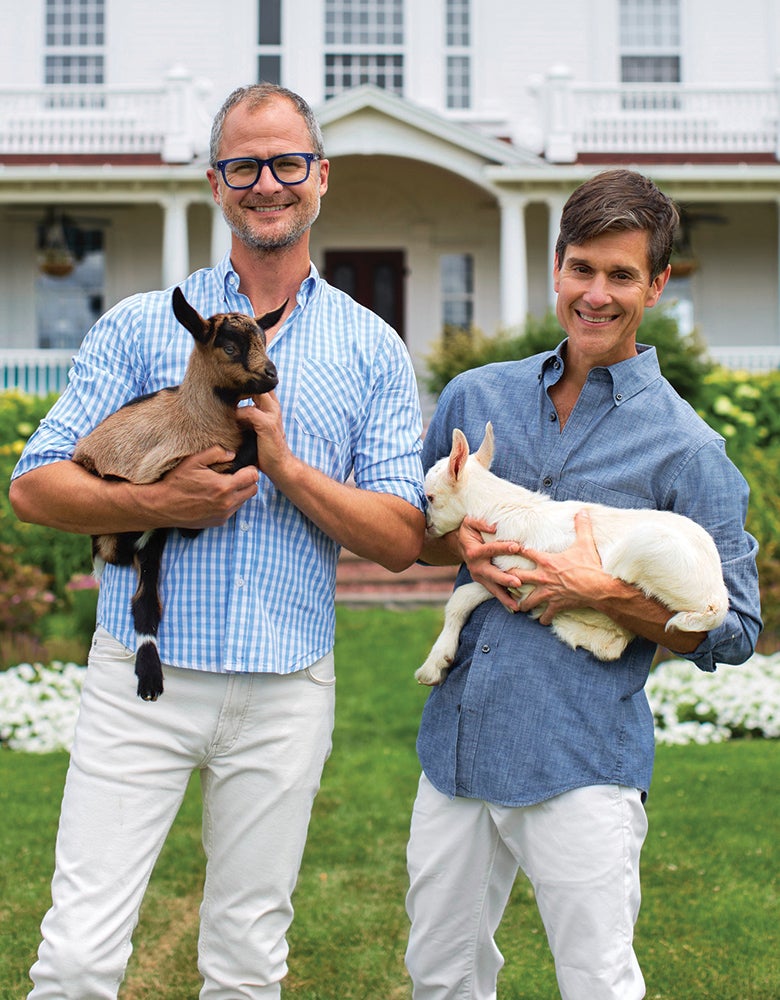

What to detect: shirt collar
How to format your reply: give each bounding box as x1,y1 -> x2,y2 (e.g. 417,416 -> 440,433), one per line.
214,251 -> 320,308
539,339 -> 662,405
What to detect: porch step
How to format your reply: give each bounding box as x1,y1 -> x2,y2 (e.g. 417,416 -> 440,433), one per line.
335,548 -> 457,605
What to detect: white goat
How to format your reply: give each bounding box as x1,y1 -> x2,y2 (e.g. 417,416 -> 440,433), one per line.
416,422 -> 729,685
73,287 -> 284,701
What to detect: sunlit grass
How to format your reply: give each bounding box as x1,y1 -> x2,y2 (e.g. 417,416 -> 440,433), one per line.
1,606 -> 776,999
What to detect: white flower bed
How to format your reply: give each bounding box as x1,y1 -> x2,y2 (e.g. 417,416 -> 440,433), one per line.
0,661 -> 85,753
646,651 -> 780,746
0,653 -> 779,753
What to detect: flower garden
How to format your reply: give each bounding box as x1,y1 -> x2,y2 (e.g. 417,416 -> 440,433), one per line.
3,648 -> 779,753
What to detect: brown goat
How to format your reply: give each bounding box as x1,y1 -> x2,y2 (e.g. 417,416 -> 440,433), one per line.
73,286 -> 284,700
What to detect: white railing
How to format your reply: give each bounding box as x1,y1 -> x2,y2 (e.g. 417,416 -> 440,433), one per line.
1,345 -> 778,400
0,350 -> 73,395
540,67 -> 780,162
0,66 -> 212,162
709,345 -> 780,373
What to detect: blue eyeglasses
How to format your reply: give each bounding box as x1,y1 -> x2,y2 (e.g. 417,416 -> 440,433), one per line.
214,153 -> 321,189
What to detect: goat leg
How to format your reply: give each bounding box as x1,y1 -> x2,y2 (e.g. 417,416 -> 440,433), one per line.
416,582 -> 493,685
131,529 -> 168,700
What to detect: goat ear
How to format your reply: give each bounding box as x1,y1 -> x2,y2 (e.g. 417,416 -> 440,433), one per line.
257,300 -> 288,331
172,287 -> 210,343
474,422 -> 494,468
448,428 -> 470,481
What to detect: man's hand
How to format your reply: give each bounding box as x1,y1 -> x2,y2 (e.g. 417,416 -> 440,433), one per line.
235,391 -> 301,488
510,510 -> 606,623
438,516 -> 522,613
160,447 -> 260,529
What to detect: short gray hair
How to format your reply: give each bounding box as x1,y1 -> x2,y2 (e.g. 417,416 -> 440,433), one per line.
209,83 -> 325,166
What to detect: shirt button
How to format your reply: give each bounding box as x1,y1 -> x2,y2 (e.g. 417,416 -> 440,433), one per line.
236,577 -> 244,588
239,520 -> 250,532
543,476 -> 553,487
481,644 -> 491,654
549,412 -> 557,422
615,392 -> 623,401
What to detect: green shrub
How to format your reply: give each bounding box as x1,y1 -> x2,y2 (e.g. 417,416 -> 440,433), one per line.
0,391 -> 91,597
734,445 -> 780,643
424,306 -> 713,407
695,367 -> 780,452
0,543 -> 55,636
0,541 -> 58,669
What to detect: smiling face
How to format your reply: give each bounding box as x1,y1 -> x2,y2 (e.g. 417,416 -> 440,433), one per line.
554,228 -> 670,368
207,95 -> 329,253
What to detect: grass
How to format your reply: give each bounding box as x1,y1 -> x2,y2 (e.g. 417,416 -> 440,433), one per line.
0,605 -> 777,999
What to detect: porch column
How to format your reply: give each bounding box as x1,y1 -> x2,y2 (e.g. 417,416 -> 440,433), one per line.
211,204 -> 232,265
498,193 -> 528,331
161,194 -> 189,288
547,195 -> 567,309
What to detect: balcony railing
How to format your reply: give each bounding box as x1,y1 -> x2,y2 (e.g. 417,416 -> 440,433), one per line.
0,66 -> 212,162
540,68 -> 780,162
2,71 -> 780,164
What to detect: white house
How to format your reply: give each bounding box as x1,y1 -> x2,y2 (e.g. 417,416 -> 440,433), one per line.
2,0 -> 780,404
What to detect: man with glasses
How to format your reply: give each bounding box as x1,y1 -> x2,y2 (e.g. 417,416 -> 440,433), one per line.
11,83 -> 426,999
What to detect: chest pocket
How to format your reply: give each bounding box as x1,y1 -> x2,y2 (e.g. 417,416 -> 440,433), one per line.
575,480 -> 658,512
291,359 -> 364,477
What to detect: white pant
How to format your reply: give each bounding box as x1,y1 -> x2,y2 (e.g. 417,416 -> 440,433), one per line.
28,627 -> 336,1000
405,774 -> 647,1000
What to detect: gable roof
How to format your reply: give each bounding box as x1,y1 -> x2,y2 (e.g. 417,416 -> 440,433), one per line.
316,84 -> 544,191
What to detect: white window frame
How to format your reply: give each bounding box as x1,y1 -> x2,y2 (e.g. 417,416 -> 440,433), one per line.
445,0 -> 471,110
44,0 -> 105,90
619,0 -> 681,84
324,0 -> 404,98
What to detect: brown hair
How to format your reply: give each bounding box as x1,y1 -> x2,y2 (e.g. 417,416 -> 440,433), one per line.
209,83 -> 325,166
555,169 -> 679,280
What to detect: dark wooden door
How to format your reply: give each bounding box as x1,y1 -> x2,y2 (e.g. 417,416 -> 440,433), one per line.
324,249 -> 406,340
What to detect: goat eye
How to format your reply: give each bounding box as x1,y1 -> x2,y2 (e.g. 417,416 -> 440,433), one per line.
426,494 -> 434,504
223,343 -> 237,357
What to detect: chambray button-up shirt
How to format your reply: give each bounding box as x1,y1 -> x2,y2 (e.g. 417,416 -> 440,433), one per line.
13,256 -> 425,674
417,347 -> 761,807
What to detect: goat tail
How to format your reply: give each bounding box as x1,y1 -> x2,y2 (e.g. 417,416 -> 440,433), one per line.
131,529 -> 168,701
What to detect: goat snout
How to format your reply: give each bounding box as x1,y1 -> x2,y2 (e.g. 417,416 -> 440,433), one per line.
247,361 -> 278,394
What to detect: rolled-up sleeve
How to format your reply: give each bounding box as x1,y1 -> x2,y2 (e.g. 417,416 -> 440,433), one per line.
12,298 -> 145,479
668,439 -> 762,671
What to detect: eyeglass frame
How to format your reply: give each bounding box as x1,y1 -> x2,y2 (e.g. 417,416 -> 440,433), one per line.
213,153 -> 322,189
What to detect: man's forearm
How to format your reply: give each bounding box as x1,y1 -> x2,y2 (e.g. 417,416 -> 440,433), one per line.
10,461 -> 156,534
9,450 -> 262,536
583,574 -> 705,654
268,453 -> 425,572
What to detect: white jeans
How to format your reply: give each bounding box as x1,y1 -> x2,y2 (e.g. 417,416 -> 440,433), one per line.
405,774 -> 648,1000
28,627 -> 336,1000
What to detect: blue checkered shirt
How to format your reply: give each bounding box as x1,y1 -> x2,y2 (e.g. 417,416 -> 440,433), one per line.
13,256 -> 425,673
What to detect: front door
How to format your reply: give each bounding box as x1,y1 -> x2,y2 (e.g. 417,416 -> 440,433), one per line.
324,249 -> 406,340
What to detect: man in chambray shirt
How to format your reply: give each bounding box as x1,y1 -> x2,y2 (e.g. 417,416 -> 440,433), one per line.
11,84 -> 425,999
405,170 -> 761,1000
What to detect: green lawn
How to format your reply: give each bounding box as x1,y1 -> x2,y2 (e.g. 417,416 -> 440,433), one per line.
0,606 -> 777,999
